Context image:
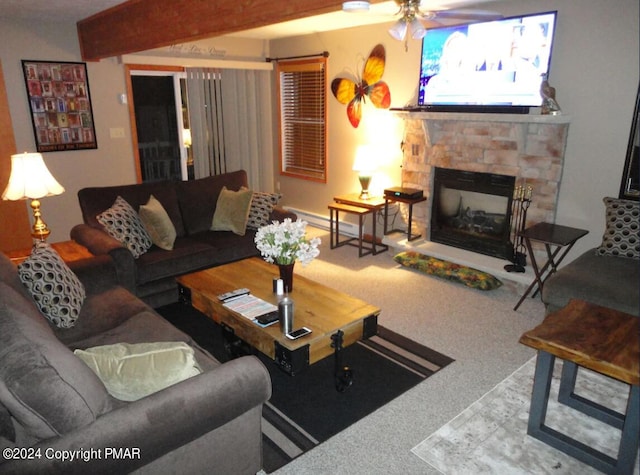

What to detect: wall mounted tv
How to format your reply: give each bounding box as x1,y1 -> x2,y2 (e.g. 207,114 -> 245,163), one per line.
417,11 -> 557,113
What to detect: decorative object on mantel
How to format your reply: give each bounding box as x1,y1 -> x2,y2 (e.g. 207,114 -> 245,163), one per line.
21,60 -> 97,152
331,44 -> 391,128
505,185 -> 533,273
2,152 -> 65,241
540,79 -> 562,115
254,219 -> 321,292
394,251 -> 503,291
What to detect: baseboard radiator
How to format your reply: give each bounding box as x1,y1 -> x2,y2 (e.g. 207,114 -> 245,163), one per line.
282,207 -> 359,238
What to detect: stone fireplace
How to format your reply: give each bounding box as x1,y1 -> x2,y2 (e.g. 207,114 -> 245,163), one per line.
396,112 -> 571,260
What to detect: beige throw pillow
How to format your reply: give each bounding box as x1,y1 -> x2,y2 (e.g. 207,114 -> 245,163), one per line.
139,195 -> 177,250
211,186 -> 253,236
74,342 -> 202,401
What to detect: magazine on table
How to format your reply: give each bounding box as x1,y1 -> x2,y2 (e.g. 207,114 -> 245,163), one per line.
222,294 -> 278,324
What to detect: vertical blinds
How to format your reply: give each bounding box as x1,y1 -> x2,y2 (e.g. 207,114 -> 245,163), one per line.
278,59 -> 327,182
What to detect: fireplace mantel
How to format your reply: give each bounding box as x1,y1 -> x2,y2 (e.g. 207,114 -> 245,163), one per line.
393,111 -> 571,146
392,110 -> 571,124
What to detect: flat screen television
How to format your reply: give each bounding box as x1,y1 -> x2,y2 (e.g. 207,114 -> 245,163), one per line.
416,11 -> 557,113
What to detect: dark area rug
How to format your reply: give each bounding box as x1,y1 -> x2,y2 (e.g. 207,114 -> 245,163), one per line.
157,302 -> 454,473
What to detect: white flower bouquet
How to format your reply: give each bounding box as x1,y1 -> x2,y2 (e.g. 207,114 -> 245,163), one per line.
254,218 -> 321,266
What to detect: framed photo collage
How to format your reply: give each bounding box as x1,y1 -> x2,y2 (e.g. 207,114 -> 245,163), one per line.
22,60 -> 97,152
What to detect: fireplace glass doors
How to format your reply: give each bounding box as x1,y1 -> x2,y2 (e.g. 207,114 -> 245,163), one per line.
431,168 -> 515,260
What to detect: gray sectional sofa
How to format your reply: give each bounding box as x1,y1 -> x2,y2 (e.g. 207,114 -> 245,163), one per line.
71,170 -> 295,307
542,197 -> 639,316
0,250 -> 271,474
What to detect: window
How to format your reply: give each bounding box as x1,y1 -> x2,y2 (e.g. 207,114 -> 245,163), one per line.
277,58 -> 327,182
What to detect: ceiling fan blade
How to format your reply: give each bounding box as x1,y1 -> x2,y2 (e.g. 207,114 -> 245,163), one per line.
423,9 -> 503,22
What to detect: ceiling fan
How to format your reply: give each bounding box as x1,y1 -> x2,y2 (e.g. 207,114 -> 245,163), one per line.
343,1 -> 502,45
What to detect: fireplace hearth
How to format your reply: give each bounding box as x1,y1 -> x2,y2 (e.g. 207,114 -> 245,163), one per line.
431,168 -> 515,260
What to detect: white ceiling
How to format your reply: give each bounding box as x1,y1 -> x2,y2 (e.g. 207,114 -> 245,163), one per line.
0,0 -> 499,40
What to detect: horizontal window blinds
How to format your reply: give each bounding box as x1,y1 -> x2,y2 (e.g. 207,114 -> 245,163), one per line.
277,58 -> 327,181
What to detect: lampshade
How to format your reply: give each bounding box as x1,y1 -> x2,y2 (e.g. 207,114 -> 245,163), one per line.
2,152 -> 65,201
388,19 -> 408,41
352,145 -> 378,174
182,129 -> 192,147
410,18 -> 426,39
2,152 -> 64,241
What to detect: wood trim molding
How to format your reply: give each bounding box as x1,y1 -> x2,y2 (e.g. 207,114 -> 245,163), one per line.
77,0 -> 348,61
0,60 -> 32,251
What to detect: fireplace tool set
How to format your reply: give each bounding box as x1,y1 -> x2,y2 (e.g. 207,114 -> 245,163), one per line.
505,185 -> 532,273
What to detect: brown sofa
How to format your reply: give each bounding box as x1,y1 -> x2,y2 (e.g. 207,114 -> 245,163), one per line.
0,251 -> 271,474
71,170 -> 295,307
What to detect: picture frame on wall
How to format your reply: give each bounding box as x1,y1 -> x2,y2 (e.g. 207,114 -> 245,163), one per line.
21,60 -> 97,152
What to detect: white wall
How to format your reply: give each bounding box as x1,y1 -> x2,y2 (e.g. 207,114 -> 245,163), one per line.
0,18 -> 136,243
272,0 -> 639,260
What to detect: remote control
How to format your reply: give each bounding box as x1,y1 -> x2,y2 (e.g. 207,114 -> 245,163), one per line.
217,288 -> 250,301
256,311 -> 279,325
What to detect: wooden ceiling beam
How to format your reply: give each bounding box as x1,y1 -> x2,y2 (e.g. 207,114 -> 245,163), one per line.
77,0 -> 347,61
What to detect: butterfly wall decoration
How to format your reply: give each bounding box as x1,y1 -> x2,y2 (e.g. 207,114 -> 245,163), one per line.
331,44 -> 392,128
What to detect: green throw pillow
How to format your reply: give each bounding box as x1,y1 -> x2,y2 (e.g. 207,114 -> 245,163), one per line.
74,342 -> 202,401
211,186 -> 253,236
394,251 -> 503,291
139,194 -> 177,250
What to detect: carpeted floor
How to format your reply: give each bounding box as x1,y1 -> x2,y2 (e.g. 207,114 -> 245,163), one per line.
412,357 -> 639,474
268,226 -> 548,474
157,303 -> 453,473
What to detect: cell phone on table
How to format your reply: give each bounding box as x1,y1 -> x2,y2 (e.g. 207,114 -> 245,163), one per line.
286,327 -> 312,340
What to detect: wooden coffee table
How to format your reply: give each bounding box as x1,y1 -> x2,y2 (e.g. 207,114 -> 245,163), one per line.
176,258 -> 380,384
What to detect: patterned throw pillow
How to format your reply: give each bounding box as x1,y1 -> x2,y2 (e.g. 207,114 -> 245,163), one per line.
596,197 -> 639,259
18,242 -> 86,328
394,251 -> 503,291
247,191 -> 282,230
97,196 -> 152,258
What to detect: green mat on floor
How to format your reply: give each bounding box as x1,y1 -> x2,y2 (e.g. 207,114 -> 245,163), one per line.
394,251 -> 503,291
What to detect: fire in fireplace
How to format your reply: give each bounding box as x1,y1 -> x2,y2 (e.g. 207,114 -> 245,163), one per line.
430,167 -> 515,260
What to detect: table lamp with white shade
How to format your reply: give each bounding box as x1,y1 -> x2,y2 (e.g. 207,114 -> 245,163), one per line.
352,145 -> 379,200
2,152 -> 65,241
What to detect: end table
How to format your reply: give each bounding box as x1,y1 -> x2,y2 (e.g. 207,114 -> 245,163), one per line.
383,194 -> 427,241
513,222 -> 588,311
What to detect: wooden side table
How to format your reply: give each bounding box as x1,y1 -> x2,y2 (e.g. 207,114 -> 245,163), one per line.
513,222 -> 588,311
383,194 -> 427,241
519,299 -> 639,474
5,240 -> 93,265
329,202 -> 376,257
331,194 -> 388,256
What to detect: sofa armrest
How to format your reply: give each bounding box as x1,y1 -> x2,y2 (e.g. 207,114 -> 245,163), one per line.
0,356 -> 271,475
67,255 -> 120,295
270,205 -> 297,223
70,224 -> 136,293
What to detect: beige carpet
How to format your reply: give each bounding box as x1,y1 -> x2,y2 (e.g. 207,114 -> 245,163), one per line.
274,226 -> 549,474
412,357 -> 639,474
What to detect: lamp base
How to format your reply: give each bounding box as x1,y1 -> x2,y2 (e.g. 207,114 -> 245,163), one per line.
358,175 -> 371,200
30,199 -> 51,241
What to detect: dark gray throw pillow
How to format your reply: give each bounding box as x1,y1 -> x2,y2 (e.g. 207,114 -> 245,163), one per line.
596,197 -> 639,259
18,242 -> 86,328
97,195 -> 153,258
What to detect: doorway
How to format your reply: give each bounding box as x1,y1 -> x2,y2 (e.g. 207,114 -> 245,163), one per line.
129,70 -> 189,182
